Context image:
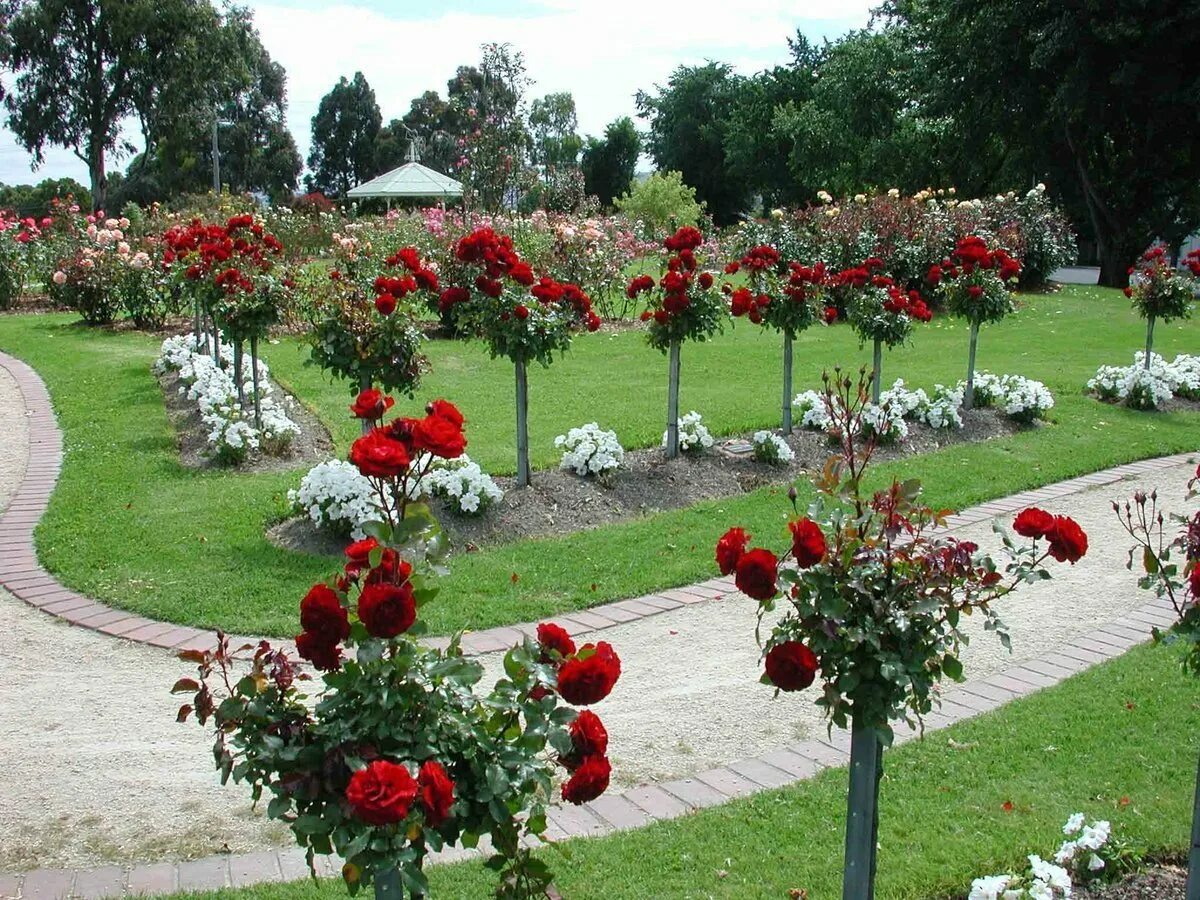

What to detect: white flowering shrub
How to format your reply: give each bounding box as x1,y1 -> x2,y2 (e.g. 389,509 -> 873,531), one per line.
968,855 -> 1072,899
156,333 -> 300,463
751,430 -> 795,465
999,374 -> 1054,423
289,460 -> 380,538
1165,352 -> 1200,400
556,423 -> 625,476
922,383 -> 965,429
968,371 -> 1007,408
878,379 -> 928,420
793,390 -> 833,431
860,402 -> 909,444
425,455 -> 504,515
665,411 -> 714,454
1089,352 -> 1200,409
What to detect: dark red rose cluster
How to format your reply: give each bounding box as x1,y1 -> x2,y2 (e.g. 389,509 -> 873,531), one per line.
344,757 -> 456,828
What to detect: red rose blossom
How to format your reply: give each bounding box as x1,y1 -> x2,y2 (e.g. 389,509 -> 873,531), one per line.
735,547 -> 779,601
561,754 -> 610,804
764,641 -> 818,692
412,412 -> 466,459
295,631 -> 342,671
557,642 -> 621,705
418,760 -> 455,825
299,583 -> 350,643
568,710 -> 608,760
1190,564 -> 1200,598
715,527 -> 749,576
349,428 -> 410,478
349,388 -> 394,421
1046,515 -> 1088,564
789,518 -> 827,568
1013,507 -> 1055,540
537,622 -> 576,660
375,293 -> 397,316
425,399 -> 464,428
357,582 -> 416,638
345,760 -> 418,825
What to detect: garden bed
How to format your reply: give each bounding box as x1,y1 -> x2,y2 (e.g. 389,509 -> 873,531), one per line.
269,407 -> 1026,556
1072,864 -> 1186,899
158,368 -> 334,473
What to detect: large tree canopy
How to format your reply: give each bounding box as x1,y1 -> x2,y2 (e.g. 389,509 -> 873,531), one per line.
887,0 -> 1200,285
1,0 -> 250,212
306,71 -> 382,197
581,116 -> 640,208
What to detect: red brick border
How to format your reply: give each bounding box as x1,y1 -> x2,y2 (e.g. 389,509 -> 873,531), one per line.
1,349 -> 1197,898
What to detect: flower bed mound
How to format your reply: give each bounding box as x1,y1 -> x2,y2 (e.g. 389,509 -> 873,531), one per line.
1072,864 -> 1185,899
270,407 -> 1024,555
158,368 -> 334,473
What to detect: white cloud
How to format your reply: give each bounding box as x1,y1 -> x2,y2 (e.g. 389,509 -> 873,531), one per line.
0,0 -> 872,187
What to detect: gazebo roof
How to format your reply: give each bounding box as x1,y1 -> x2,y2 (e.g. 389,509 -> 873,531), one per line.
347,161 -> 463,199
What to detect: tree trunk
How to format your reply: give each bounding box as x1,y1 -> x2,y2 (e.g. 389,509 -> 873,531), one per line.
232,341 -> 246,409
249,335 -> 262,430
1187,747 -> 1200,900
665,340 -> 681,459
964,321 -> 980,411
871,339 -> 883,404
781,330 -> 794,435
1098,243 -> 1135,289
1145,317 -> 1156,369
515,357 -> 530,487
842,720 -> 883,900
88,141 -> 108,215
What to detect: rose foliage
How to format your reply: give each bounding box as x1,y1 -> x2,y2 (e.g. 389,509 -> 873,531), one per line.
630,226 -> 727,352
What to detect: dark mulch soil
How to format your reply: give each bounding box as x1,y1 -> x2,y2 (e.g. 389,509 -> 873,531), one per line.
157,368 -> 333,473
1073,865 -> 1186,899
269,407 -> 1027,557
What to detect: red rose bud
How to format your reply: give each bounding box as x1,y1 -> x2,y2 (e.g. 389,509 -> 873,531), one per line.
789,518 -> 827,568
715,527 -> 749,576
418,760 -> 455,826
299,583 -> 350,643
346,760 -> 418,825
735,547 -> 779,601
374,292 -> 397,315
1046,515 -> 1088,564
561,754 -> 611,804
1013,507 -> 1055,540
557,642 -> 621,705
357,581 -> 417,638
537,622 -> 577,661
764,641 -> 818,692
349,388 -> 394,421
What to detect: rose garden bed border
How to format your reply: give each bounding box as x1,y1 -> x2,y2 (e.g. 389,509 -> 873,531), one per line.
0,348 -> 1193,899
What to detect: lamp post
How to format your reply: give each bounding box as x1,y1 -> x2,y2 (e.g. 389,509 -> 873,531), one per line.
211,108 -> 234,192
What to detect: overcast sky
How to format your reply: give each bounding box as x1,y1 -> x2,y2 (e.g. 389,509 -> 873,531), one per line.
0,0 -> 873,187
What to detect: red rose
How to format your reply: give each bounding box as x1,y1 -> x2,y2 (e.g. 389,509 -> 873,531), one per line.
439,287 -> 470,314
735,547 -> 779,601
561,754 -> 610,805
789,518 -> 827,568
764,641 -> 818,692
698,272 -> 714,289
300,583 -> 350,643
418,760 -> 455,826
425,399 -> 464,428
1013,507 -> 1055,540
557,642 -> 621,705
715,527 -> 749,576
349,388 -> 394,421
349,428 -> 410,478
537,622 -> 576,660
967,285 -> 984,299
295,631 -> 342,671
412,412 -> 466,459
363,548 -> 412,586
346,760 -> 418,825
569,710 -> 608,759
375,292 -> 397,316
357,582 -> 416,638
823,306 -> 838,323
1190,565 -> 1200,598
1046,515 -> 1088,564
344,536 -> 378,569
514,304 -> 530,320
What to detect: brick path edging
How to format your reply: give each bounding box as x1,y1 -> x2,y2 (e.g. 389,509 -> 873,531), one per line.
1,349 -> 1197,898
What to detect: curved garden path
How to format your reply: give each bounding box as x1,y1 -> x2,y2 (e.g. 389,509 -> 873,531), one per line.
0,348 -> 1192,899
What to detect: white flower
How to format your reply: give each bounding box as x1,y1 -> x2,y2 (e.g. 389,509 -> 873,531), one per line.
290,459 -> 379,538
666,411 -> 714,454
752,430 -> 794,465
1063,813 -> 1085,836
998,374 -> 1054,422
557,423 -> 625,476
969,874 -> 1012,900
793,390 -> 833,431
1087,854 -> 1104,872
425,454 -> 503,516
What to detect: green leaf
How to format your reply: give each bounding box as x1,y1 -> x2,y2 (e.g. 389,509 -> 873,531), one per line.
942,654 -> 964,682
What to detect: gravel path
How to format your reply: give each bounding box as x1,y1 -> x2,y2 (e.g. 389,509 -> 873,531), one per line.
0,358 -> 1193,873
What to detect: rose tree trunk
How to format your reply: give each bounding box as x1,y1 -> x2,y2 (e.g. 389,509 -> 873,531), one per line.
665,340 -> 681,459
842,720 -> 883,900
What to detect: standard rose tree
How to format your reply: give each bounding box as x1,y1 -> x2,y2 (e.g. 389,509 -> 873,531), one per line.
931,236 -> 1021,409
441,227 -> 600,487
1115,465 -> 1200,896
1124,245 -> 1198,370
175,398 -> 621,900
715,368 -> 1087,900
726,245 -> 831,433
837,259 -> 932,402
630,226 -> 727,458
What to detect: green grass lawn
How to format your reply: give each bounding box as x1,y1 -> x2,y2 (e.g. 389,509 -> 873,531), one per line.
160,642 -> 1200,899
0,285 -> 1197,637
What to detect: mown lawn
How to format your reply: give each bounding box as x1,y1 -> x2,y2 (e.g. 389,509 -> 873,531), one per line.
0,285 -> 1197,636
161,642 -> 1200,899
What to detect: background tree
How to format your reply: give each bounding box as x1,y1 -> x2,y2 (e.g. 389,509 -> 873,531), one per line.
457,43 -> 531,213
581,116 -> 640,207
528,91 -> 581,171
636,62 -> 749,225
888,0 -> 1200,286
1,0 -> 246,212
0,176 -> 91,215
306,72 -> 383,197
376,90 -> 460,175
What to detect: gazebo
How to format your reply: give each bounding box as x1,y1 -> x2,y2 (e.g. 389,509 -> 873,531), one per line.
346,143 -> 463,209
